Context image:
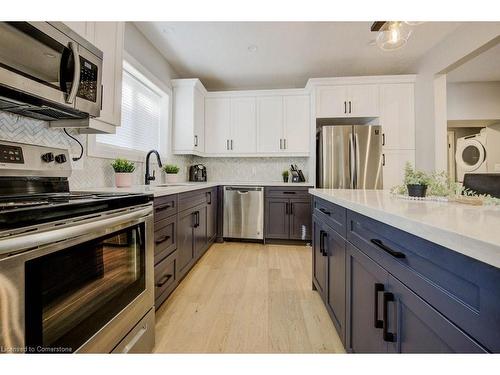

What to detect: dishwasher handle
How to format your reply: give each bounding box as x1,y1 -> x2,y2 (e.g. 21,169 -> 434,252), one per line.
224,186 -> 263,192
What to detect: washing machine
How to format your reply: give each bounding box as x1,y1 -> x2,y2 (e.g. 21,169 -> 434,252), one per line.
455,129 -> 487,182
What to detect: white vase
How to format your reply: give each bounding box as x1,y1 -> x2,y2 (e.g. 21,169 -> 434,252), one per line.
115,173 -> 133,188
165,173 -> 178,184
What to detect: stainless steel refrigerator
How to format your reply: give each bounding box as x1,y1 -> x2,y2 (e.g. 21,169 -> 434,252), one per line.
316,125 -> 383,189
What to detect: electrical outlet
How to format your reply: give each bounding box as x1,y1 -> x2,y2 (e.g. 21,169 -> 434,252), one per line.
70,155 -> 84,170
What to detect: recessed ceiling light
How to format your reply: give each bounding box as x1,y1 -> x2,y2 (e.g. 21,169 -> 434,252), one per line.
247,45 -> 258,53
162,26 -> 175,34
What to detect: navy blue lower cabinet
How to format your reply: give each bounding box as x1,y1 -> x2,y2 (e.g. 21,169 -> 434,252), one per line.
312,215 -> 328,299
386,274 -> 487,353
325,225 -> 346,344
346,243 -> 389,353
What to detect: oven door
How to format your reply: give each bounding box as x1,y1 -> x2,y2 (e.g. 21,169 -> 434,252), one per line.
0,22 -> 102,119
0,205 -> 154,354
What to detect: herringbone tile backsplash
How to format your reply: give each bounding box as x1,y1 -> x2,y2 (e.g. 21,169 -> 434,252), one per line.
0,111 -> 192,189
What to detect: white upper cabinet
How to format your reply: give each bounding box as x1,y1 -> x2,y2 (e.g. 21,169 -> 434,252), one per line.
257,96 -> 284,153
348,84 -> 379,117
91,22 -> 124,129
316,84 -> 379,118
379,83 -> 415,150
230,97 -> 257,153
172,79 -> 207,155
316,86 -> 349,117
284,95 -> 310,154
204,97 -> 231,154
63,22 -> 124,134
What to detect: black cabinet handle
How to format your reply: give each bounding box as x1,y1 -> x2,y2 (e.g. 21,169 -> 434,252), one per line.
370,239 -> 405,259
382,133 -> 386,146
382,153 -> 386,166
206,191 -> 212,204
344,101 -> 347,114
349,101 -> 352,114
195,211 -> 200,227
383,292 -> 397,342
155,204 -> 172,213
290,202 -> 294,215
155,235 -> 171,245
283,191 -> 296,195
319,207 -> 331,216
374,283 -> 384,329
285,202 -> 289,215
319,230 -> 328,256
156,274 -> 172,288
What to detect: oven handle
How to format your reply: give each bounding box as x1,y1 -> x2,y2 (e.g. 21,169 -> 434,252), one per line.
65,41 -> 81,104
0,206 -> 152,255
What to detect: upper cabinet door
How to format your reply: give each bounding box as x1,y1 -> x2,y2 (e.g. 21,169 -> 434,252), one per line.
204,97 -> 231,154
92,22 -> 124,127
193,88 -> 205,152
257,96 -> 284,153
284,95 -> 310,154
230,97 -> 257,153
64,22 -> 94,41
379,83 -> 415,150
347,84 -> 379,117
316,86 -> 349,117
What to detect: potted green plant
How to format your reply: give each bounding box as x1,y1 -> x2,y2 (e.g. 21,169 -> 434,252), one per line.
403,162 -> 429,197
111,158 -> 135,188
163,164 -> 180,183
282,170 -> 289,183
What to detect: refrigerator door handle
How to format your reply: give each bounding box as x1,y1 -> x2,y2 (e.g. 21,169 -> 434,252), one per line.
355,132 -> 360,189
349,132 -> 356,189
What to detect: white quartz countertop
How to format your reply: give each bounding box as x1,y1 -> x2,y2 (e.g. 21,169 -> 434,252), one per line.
77,181 -> 313,197
309,189 -> 500,269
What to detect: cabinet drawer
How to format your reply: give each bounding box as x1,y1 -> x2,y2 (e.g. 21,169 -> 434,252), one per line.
154,194 -> 178,222
154,251 -> 178,308
154,215 -> 176,264
265,186 -> 310,198
313,197 -> 347,237
347,210 -> 500,352
178,188 -> 210,213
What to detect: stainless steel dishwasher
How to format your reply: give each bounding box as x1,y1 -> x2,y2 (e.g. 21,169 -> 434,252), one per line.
223,186 -> 264,240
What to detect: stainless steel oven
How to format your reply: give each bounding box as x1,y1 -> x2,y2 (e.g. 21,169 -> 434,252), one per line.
0,204 -> 154,353
0,22 -> 102,121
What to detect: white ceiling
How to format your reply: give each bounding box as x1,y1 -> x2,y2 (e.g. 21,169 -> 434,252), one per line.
447,42 -> 500,82
135,22 -> 461,91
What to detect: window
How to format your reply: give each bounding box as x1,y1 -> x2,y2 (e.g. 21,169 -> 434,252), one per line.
89,54 -> 170,161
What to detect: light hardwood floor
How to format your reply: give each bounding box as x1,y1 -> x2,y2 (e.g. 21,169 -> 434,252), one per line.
154,242 -> 345,353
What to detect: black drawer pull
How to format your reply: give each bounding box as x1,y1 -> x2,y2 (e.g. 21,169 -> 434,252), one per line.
156,274 -> 172,288
155,204 -> 172,212
319,230 -> 328,256
370,239 -> 406,259
374,283 -> 384,329
319,208 -> 331,216
155,235 -> 171,245
383,292 -> 396,342
283,191 -> 296,194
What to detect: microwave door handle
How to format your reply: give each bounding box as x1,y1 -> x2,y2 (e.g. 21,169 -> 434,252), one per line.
65,41 -> 81,104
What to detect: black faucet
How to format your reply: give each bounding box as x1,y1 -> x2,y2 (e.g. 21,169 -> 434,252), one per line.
145,150 -> 163,185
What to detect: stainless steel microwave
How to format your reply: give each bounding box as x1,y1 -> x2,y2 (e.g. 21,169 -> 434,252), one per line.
0,22 -> 103,122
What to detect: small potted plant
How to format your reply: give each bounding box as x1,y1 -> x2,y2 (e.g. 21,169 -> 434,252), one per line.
163,164 -> 180,183
404,162 -> 429,198
282,170 -> 289,183
111,158 -> 135,188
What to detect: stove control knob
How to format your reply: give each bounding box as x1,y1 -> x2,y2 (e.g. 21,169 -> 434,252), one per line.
55,154 -> 67,164
41,152 -> 54,163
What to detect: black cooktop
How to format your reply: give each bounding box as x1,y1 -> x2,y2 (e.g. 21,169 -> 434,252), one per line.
0,191 -> 153,231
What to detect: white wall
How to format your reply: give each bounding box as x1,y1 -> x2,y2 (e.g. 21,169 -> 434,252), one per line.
124,23 -> 179,84
447,81 -> 500,121
415,23 -> 500,172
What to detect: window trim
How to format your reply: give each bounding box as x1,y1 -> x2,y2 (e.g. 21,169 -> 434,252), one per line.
87,51 -> 173,162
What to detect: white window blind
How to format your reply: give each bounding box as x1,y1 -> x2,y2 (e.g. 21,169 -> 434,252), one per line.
96,62 -> 167,153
